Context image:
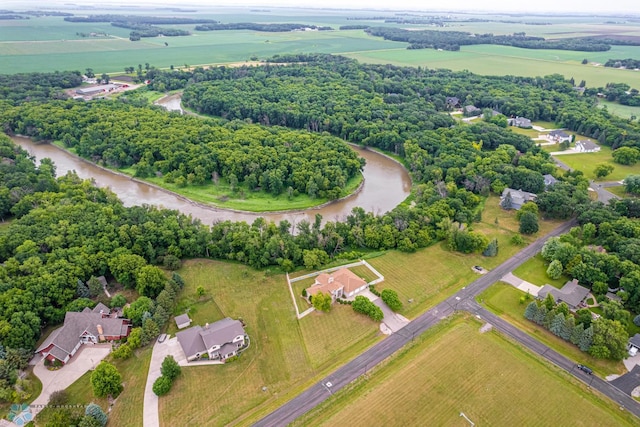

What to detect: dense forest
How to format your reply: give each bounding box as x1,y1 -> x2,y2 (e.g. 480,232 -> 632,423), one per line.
605,58 -> 640,69
194,23 -> 333,32
365,27 -> 639,52
0,71 -> 82,105
0,101 -> 364,199
109,22 -> 191,40
593,82 -> 640,107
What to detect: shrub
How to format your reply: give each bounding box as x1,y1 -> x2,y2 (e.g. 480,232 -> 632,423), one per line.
110,294 -> 127,308
160,356 -> 181,381
225,355 -> 239,363
381,289 -> 403,312
84,403 -> 108,427
301,288 -> 307,298
369,285 -> 380,297
112,343 -> 132,360
511,234 -> 525,246
48,390 -> 69,406
152,375 -> 172,396
352,295 -> 384,322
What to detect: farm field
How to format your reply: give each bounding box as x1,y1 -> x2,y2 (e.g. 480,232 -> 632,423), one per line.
158,259 -> 381,426
293,316 -> 636,427
556,145 -> 640,181
477,283 -> 624,376
598,100 -> 640,120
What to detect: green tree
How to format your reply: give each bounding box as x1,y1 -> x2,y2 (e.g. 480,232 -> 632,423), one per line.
312,291 -> 332,312
90,362 -> 122,398
381,289 -> 403,312
79,415 -> 103,427
578,324 -> 594,352
593,163 -> 614,179
613,147 -> 640,165
127,327 -> 142,349
110,294 -> 127,308
101,73 -> 110,84
196,286 -> 205,298
550,312 -> 565,336
624,175 -> 640,195
85,68 -> 95,78
546,259 -> 563,280
84,403 -> 108,427
543,293 -> 556,311
161,355 -> 181,381
141,318 -> 160,346
136,265 -> 166,298
302,248 -> 329,269
482,238 -> 498,257
153,375 -> 172,396
123,297 -> 154,327
87,276 -> 103,297
109,254 -> 147,289
515,201 -> 538,221
519,211 -> 539,235
524,301 -> 539,320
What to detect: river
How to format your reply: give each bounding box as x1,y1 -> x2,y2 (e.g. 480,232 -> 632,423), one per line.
13,99 -> 411,225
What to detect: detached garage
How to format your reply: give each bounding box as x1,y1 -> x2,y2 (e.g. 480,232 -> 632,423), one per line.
175,313 -> 192,330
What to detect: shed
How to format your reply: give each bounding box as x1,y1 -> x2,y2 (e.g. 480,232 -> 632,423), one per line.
175,313 -> 192,330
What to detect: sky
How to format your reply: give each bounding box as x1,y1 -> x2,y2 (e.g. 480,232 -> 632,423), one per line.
7,0 -> 640,15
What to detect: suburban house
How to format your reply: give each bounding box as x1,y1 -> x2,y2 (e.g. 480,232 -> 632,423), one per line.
537,279 -> 590,310
543,174 -> 559,188
575,140 -> 601,153
500,188 -> 537,210
175,313 -> 192,330
306,268 -> 368,302
35,303 -> 131,365
463,105 -> 481,116
483,109 -> 502,118
507,116 -> 532,128
176,318 -> 247,362
628,334 -> 640,356
545,130 -> 571,143
445,96 -> 460,108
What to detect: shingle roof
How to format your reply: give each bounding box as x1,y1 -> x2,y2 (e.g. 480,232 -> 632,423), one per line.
175,313 -> 191,327
630,333 -> 640,349
549,130 -> 569,138
538,279 -> 590,308
543,174 -> 558,187
176,318 -> 246,359
219,342 -> 238,357
307,268 -> 367,296
576,140 -> 599,151
176,325 -> 206,358
93,302 -> 110,314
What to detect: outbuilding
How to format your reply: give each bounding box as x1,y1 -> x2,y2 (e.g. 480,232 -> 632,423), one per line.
175,313 -> 192,330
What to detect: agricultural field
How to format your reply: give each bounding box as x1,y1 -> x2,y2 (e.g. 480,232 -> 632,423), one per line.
556,145 -> 640,181
293,316 -> 636,426
598,100 -> 640,120
477,283 -> 624,376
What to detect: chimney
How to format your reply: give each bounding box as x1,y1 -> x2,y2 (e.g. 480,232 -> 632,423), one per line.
97,324 -> 105,342
205,323 -> 209,329
328,277 -> 334,284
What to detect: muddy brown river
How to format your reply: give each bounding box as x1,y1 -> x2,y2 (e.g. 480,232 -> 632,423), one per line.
13,97 -> 411,225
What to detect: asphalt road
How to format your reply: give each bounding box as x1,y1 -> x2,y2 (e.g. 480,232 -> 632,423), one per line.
255,220 -> 583,427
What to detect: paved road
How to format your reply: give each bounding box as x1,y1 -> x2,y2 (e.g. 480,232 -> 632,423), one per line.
552,158 -> 620,203
254,220 -> 580,427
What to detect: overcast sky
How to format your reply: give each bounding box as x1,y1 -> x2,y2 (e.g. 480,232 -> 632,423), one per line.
8,0 -> 639,14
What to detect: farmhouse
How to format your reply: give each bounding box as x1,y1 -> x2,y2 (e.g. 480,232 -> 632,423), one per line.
507,116 -> 532,128
500,188 -> 537,210
546,130 -> 571,143
306,268 -> 368,302
537,279 -> 590,310
463,105 -> 481,116
175,313 -> 192,330
575,140 -> 601,153
35,303 -> 131,365
445,96 -> 460,108
176,318 -> 247,362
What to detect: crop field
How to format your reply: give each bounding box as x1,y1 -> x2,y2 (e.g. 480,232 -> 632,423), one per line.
293,317 -> 636,427
556,145 -> 640,181
478,283 -> 624,375
158,259 -> 381,426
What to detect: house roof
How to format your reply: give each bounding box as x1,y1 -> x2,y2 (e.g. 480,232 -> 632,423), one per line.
501,188 -> 537,209
543,174 -> 558,187
175,313 -> 191,326
464,105 -> 480,112
219,342 -> 238,357
177,318 -> 246,358
446,96 -> 459,105
606,292 -> 622,303
36,309 -> 129,359
630,333 -> 640,349
176,325 -> 206,358
307,268 -> 367,296
576,140 -> 599,151
549,130 -> 569,138
93,302 -> 110,314
538,279 -> 590,308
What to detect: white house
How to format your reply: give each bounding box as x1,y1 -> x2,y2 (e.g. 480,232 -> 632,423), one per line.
544,130 -> 571,143
176,318 -> 247,362
575,140 -> 601,153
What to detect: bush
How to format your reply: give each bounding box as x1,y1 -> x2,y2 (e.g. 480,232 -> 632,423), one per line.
112,343 -> 132,360
301,288 -> 307,298
369,285 -> 380,297
225,355 -> 239,363
152,375 -> 172,396
85,403 -> 108,427
352,295 -> 384,322
381,289 -> 403,312
160,356 -> 181,381
162,254 -> 182,270
110,294 -> 127,308
511,234 -> 525,246
48,390 -> 69,406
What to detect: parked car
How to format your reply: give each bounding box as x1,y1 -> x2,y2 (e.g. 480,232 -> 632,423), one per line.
157,333 -> 167,343
577,364 -> 593,375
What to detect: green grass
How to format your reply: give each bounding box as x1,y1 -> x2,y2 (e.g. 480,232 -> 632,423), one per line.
513,254 -> 568,289
121,168 -> 363,212
608,185 -> 638,198
598,100 -> 640,120
555,145 -> 640,181
477,282 -> 624,375
0,368 -> 41,420
158,258 -> 381,426
293,316 -> 637,427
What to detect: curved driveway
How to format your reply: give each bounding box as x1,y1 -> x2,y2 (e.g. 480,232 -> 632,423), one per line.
254,219 -> 640,426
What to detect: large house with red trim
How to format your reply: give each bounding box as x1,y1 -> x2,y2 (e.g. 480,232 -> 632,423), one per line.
306,268 -> 368,302
35,303 -> 131,365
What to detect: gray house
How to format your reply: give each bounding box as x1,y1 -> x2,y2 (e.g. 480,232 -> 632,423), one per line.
575,140 -> 601,153
446,96 -> 460,108
500,188 -> 537,210
543,174 -> 558,188
463,105 -> 481,116
176,318 -> 247,362
547,130 -> 571,143
175,313 -> 192,330
628,334 -> 640,356
508,116 -> 532,128
537,279 -> 590,310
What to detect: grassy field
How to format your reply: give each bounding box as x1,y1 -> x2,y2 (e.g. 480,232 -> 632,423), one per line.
608,185 -> 638,198
556,145 -> 640,181
477,283 -> 624,376
598,100 -> 640,120
293,316 -> 636,427
158,259 -> 381,426
513,253 -> 569,289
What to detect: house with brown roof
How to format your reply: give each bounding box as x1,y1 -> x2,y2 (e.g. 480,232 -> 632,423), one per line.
35,303 -> 131,365
176,318 -> 247,362
306,268 -> 368,302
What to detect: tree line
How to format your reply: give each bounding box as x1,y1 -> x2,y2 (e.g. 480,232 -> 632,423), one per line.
63,15 -> 216,24
0,70 -> 82,105
194,23 -> 333,32
109,22 -> 190,41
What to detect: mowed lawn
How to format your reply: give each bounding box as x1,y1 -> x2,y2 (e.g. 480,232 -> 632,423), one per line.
556,145 -> 640,181
513,253 -> 569,289
366,195 -> 562,318
159,259 -> 381,426
478,283 -> 625,376
293,317 -> 636,427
